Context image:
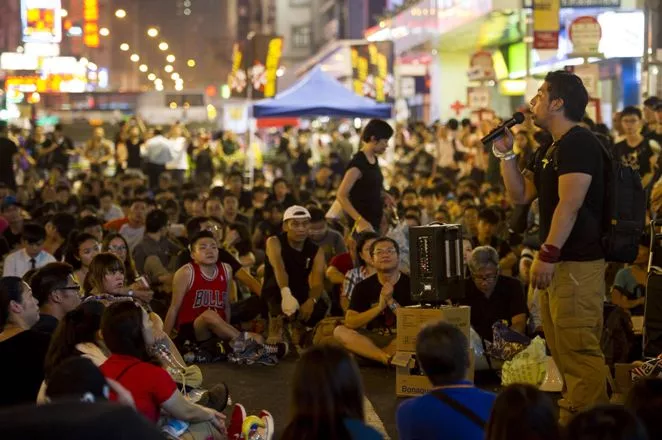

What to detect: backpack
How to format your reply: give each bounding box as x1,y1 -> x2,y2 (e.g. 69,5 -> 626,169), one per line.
553,134 -> 646,263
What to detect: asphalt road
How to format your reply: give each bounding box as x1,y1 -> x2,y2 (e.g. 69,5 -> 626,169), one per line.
200,357 -> 401,439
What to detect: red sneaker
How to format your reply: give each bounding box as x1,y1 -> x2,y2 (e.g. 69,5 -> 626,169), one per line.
227,403 -> 246,440
258,410 -> 274,440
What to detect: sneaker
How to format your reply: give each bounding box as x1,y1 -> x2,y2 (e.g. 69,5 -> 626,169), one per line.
263,342 -> 289,359
199,383 -> 230,412
227,403 -> 246,440
266,315 -> 284,344
259,410 -> 274,440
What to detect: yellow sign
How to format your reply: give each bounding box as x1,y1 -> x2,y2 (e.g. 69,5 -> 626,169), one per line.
533,0 -> 560,49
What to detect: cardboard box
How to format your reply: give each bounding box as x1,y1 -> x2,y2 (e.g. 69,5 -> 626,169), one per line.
393,306 -> 471,397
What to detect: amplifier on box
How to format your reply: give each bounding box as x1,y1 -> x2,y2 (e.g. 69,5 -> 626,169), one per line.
409,224 -> 465,304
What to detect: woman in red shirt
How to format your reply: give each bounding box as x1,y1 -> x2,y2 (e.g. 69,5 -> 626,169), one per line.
100,301 -> 225,430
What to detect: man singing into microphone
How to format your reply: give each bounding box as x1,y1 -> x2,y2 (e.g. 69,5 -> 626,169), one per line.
493,71 -> 607,423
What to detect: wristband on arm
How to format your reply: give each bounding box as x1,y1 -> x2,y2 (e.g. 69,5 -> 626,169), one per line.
538,244 -> 561,264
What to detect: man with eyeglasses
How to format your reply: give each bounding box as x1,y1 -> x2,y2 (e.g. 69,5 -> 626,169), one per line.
334,237 -> 413,366
460,246 -> 527,342
31,262 -> 81,336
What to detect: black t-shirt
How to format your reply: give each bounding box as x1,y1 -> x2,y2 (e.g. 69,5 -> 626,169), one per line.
460,275 -> 527,342
0,137 -> 18,190
262,234 -> 319,302
32,314 -> 59,335
125,138 -> 144,169
173,247 -> 242,274
49,135 -> 74,170
3,228 -> 22,251
527,126 -> 604,261
0,329 -> 51,407
349,273 -> 413,331
612,138 -> 657,178
346,151 -> 384,231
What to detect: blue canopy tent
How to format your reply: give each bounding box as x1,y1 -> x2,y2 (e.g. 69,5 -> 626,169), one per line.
253,66 -> 392,119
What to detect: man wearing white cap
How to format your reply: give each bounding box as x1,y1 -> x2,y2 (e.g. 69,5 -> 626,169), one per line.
261,205 -> 327,344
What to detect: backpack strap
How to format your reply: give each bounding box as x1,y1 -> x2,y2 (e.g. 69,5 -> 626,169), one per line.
430,389 -> 486,429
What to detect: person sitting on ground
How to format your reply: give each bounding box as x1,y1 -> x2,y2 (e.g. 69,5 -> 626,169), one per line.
221,192 -> 250,227
165,231 -> 279,356
83,252 -> 154,305
460,246 -> 527,342
484,384 -> 559,440
0,276 -> 50,407
132,208 -> 181,291
308,207 -> 347,263
3,222 -> 56,278
564,404 -> 648,440
334,237 -> 413,366
626,377 -> 662,440
99,190 -> 124,222
78,215 -> 104,242
119,198 -> 148,251
340,232 -> 379,311
471,208 -> 517,275
611,234 -> 648,315
99,301 -> 226,432
43,212 -> 76,261
31,262 -> 81,335
64,232 -> 101,286
397,321 -> 496,440
262,206 -> 327,344
281,344 -> 383,440
102,232 -> 139,286
252,201 -> 284,251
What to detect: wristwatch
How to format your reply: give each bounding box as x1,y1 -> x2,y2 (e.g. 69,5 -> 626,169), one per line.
492,144 -> 517,161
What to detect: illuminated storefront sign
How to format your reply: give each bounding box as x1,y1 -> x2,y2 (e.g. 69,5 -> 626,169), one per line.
21,0 -> 63,44
0,52 -> 40,71
83,0 -> 100,48
351,42 -> 395,103
5,74 -> 87,95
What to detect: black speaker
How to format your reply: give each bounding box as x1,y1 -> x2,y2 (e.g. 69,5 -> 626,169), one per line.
409,224 -> 465,304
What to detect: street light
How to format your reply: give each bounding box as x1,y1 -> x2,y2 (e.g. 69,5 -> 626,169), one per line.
115,9 -> 127,18
99,27 -> 109,37
166,54 -> 175,63
171,72 -> 180,80
130,54 -> 140,62
159,42 -> 169,51
139,64 -> 148,72
147,28 -> 159,38
120,43 -> 129,51
164,65 -> 174,73
187,59 -> 196,67
148,73 -> 156,81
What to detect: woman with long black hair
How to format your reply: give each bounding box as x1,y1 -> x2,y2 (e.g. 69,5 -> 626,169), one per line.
281,344 -> 382,440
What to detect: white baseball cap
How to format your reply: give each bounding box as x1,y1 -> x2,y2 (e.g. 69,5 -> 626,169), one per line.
283,205 -> 311,222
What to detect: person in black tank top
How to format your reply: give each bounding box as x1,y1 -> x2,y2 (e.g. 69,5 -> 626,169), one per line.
262,206 -> 327,343
336,119 -> 394,234
125,126 -> 144,170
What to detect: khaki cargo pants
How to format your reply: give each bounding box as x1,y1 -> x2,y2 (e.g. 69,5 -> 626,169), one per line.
540,259 -> 609,424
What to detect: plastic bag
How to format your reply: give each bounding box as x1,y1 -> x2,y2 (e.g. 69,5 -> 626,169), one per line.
470,327 -> 490,371
501,336 -> 547,386
484,321 -> 531,361
387,222 -> 410,273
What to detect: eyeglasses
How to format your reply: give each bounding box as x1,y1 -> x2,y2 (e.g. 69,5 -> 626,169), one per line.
471,273 -> 498,283
374,248 -> 397,256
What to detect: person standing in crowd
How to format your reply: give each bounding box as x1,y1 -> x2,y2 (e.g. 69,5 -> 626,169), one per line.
30,262 -> 81,335
3,223 -> 56,278
281,345 -> 383,440
48,124 -> 74,172
612,106 -> 660,188
0,277 -> 50,407
262,206 -> 326,344
495,70 -> 608,422
334,237 -> 413,365
397,321 -> 496,440
120,118 -> 145,172
166,122 -> 189,184
142,128 -> 173,189
337,119 -> 394,233
83,127 -> 114,176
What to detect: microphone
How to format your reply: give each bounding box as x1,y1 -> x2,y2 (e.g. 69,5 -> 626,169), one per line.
480,112 -> 525,146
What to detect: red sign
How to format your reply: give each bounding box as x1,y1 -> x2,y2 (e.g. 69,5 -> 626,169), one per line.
83,0 -> 99,48
450,100 -> 467,116
533,32 -> 560,49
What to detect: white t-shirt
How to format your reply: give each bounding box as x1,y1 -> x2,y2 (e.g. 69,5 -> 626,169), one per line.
166,136 -> 189,171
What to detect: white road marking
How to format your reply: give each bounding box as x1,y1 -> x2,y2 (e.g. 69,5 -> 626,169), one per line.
364,396 -> 390,439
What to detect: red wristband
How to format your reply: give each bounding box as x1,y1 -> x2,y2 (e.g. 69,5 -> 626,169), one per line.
538,244 -> 561,264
